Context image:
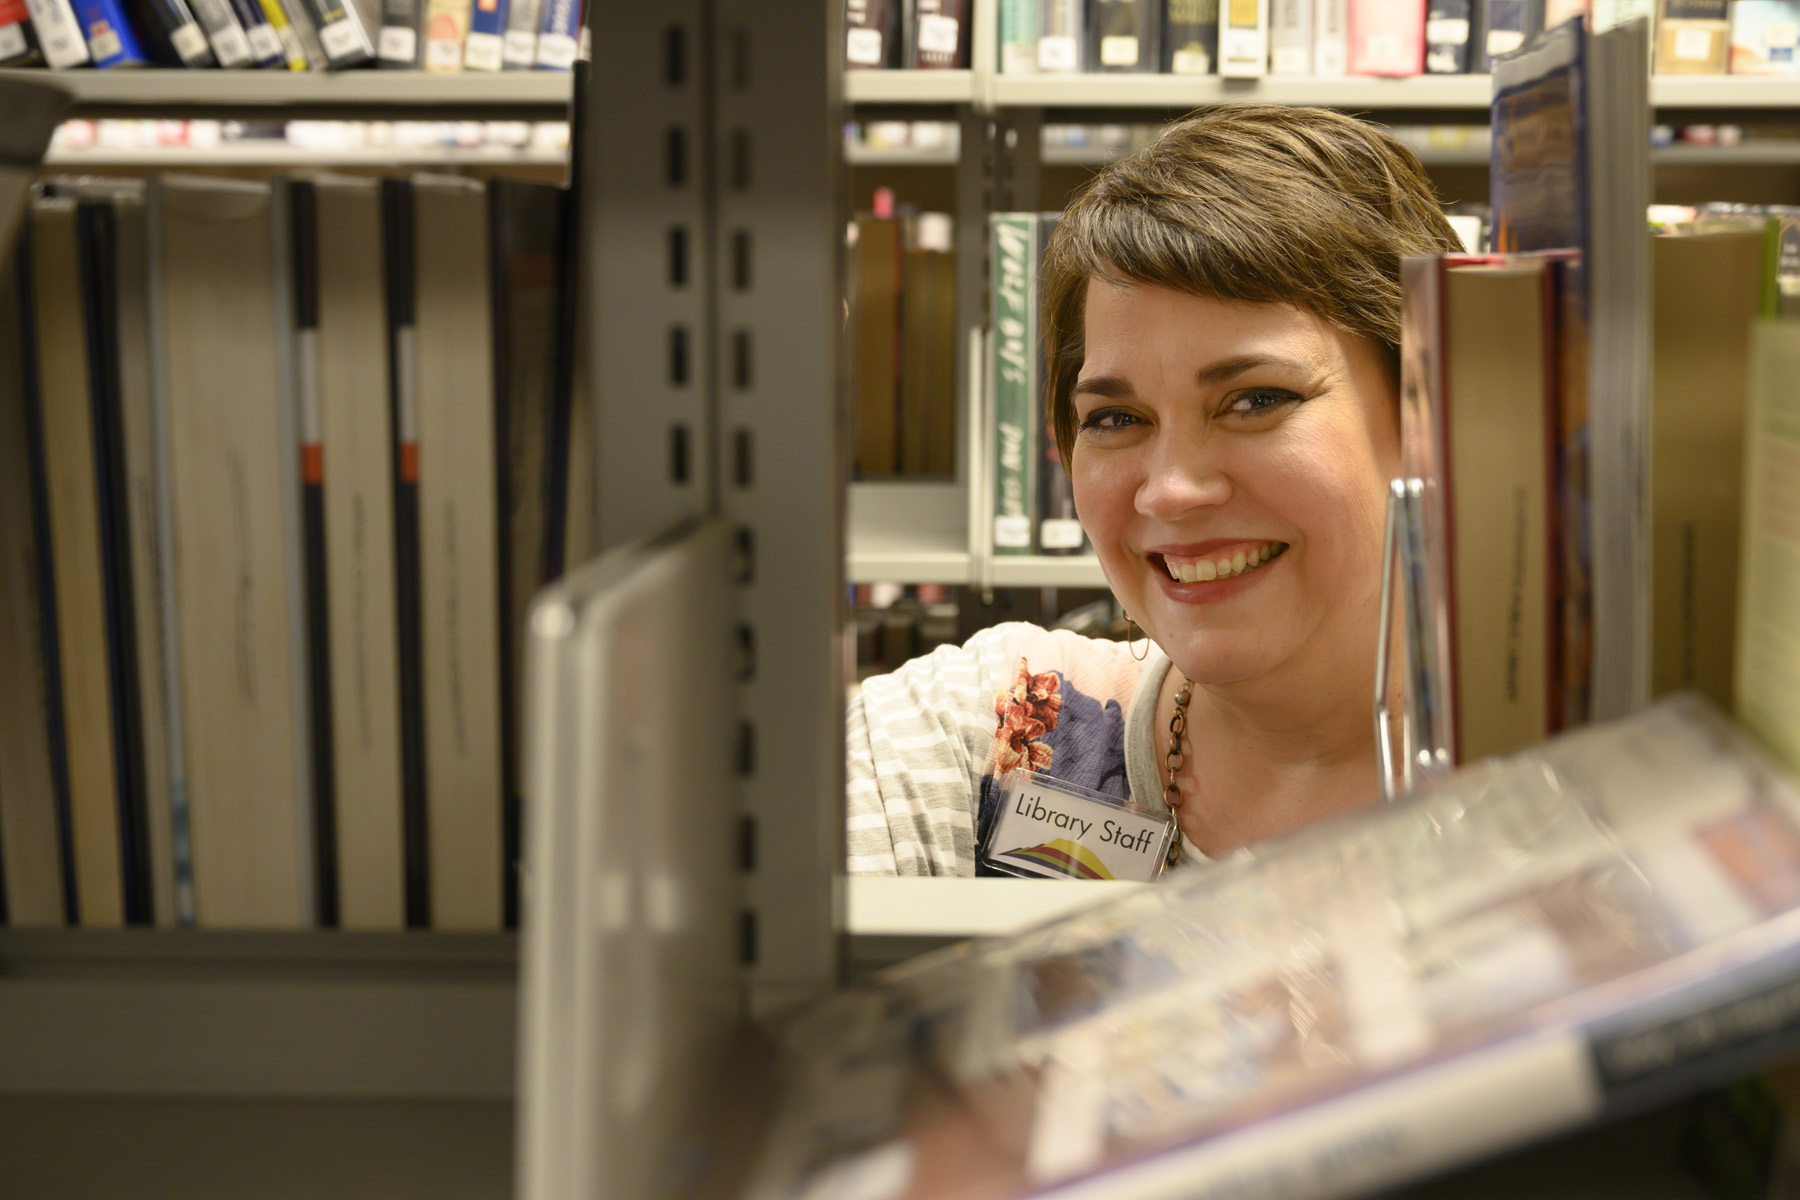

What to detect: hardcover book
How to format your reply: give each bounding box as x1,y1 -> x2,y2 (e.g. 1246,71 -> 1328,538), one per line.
183,0 -> 253,67
1348,0 -> 1424,74
257,0 -> 312,67
1218,0 -> 1268,76
1653,0 -> 1729,72
531,0 -> 574,69
1162,0 -> 1219,72
22,0 -> 93,67
377,0 -> 421,64
1269,0 -> 1311,73
73,0 -> 148,64
1313,0 -> 1347,72
847,0 -> 901,68
1037,0 -> 1084,70
0,0 -> 38,62
909,0 -> 969,67
461,0 -> 505,69
223,0 -> 286,63
295,0 -> 375,67
1089,0 -> 1160,71
989,213 -> 1036,555
498,0 -> 535,66
999,0 -> 1037,71
1729,0 -> 1800,74
1737,321 -> 1800,770
1425,0 -> 1473,72
125,0 -> 217,66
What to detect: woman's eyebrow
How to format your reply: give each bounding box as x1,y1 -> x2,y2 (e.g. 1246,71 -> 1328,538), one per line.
1072,375 -> 1133,399
1197,353 -> 1312,384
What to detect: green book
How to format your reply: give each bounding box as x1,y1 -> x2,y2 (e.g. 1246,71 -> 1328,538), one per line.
990,213 -> 1036,555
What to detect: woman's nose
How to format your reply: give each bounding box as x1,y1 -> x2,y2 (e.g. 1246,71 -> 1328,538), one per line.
1135,434 -> 1232,521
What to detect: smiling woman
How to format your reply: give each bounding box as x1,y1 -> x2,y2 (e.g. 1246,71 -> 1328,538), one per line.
846,104 -> 1464,878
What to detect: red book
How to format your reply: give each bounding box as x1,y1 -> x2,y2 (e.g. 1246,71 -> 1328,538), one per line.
1348,0 -> 1425,74
0,0 -> 39,62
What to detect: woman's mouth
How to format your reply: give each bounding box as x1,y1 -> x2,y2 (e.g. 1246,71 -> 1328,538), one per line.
1156,541 -> 1289,583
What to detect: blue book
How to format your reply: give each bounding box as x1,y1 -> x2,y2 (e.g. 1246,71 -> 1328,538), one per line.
73,0 -> 150,65
462,0 -> 506,69
532,0 -> 574,70
224,0 -> 286,63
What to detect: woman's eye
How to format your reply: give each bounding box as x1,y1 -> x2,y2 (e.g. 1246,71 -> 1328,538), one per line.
1225,387 -> 1301,418
1079,409 -> 1140,433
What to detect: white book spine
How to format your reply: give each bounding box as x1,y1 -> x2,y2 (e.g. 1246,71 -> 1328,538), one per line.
1313,0 -> 1349,74
22,0 -> 91,66
1270,0 -> 1314,73
1219,0 -> 1270,75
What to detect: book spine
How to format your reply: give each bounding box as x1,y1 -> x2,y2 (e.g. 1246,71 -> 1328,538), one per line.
1036,0 -> 1083,70
461,0 -> 503,68
383,178 -> 430,929
376,0 -> 419,63
290,181 -> 340,928
910,0 -> 968,67
498,0 -> 535,66
1480,0 -> 1536,66
1728,0 -> 1800,75
223,0 -> 285,62
1425,0 -> 1472,71
133,0 -> 217,66
1033,215 -> 1081,556
258,0 -> 314,67
1090,0 -> 1160,71
1655,0 -> 1730,72
1218,0 -> 1268,76
1348,0 -> 1423,73
999,0 -> 1037,71
845,0 -> 897,67
295,0 -> 374,66
422,0 -> 470,69
1269,0 -> 1312,73
277,0 -> 330,68
0,0 -> 40,63
530,0 -> 573,68
1162,0 -> 1219,71
22,0 -> 93,66
73,0 -> 149,65
990,214 -> 1035,556
1313,0 -> 1347,72
185,0 -> 252,67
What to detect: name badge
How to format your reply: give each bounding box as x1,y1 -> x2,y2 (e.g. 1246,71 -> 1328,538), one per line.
980,770 -> 1175,883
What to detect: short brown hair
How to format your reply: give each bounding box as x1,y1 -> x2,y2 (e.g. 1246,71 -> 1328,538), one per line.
1042,104 -> 1464,463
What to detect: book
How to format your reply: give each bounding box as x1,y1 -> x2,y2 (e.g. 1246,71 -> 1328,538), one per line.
1479,0 -> 1539,67
223,0 -> 286,63
1425,0 -> 1473,72
990,212 -> 1035,556
742,698 -> 1800,1200
897,212 -> 956,478
909,0 -> 969,67
530,0 -> 573,68
23,0 -> 93,66
0,233 -> 67,927
850,212 -> 902,479
1312,0 -> 1346,72
29,197 -> 126,929
125,0 -> 218,66
1654,0 -> 1729,72
1737,321 -> 1800,769
382,177 -> 429,927
1034,213 -> 1082,557
1038,0 -> 1084,70
999,0 -> 1038,71
1729,0 -> 1800,74
183,0 -> 253,67
491,177 -> 567,926
376,0 -> 420,63
257,0 -> 312,68
461,0 -> 504,69
73,0 -> 150,65
848,0 -> 901,67
498,0 -> 534,66
293,0 -> 375,66
1162,0 -> 1219,72
299,176 -> 409,930
1348,0 -> 1423,74
412,175 -> 505,932
0,0 -> 39,63
1269,0 -> 1312,74
148,177 -> 312,929
277,0 -> 329,66
421,0 -> 468,67
1218,0 -> 1268,76
1650,229 -> 1764,714
1090,0 -> 1160,71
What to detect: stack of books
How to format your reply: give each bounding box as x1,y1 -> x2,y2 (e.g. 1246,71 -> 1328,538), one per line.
0,0 -> 583,71
0,172 -> 580,931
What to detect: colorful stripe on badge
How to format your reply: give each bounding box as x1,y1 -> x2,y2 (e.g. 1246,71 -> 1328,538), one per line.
999,838 -> 1116,881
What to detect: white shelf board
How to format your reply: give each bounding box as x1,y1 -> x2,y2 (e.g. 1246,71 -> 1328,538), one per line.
849,479 -> 973,583
993,72 -> 1494,110
1650,74 -> 1800,107
847,876 -> 1141,938
989,553 -> 1107,587
844,143 -> 960,166
844,69 -> 976,106
0,68 -> 572,111
45,143 -> 568,166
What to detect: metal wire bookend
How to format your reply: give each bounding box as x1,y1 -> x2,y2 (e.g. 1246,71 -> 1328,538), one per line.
1375,476 -> 1457,803
1374,478 -> 1409,801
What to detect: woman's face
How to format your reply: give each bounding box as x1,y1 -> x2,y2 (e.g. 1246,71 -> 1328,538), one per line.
1070,280 -> 1400,691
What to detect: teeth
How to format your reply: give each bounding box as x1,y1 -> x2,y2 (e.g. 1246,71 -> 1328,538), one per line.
1163,542 -> 1286,583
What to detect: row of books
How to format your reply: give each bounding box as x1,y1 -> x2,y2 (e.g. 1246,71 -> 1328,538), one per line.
0,171 -> 579,931
51,116 -> 572,154
850,582 -> 1126,679
848,196 -> 961,480
0,0 -> 582,71
846,0 -> 1800,77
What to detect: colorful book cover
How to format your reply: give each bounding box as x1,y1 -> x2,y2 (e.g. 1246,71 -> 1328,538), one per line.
23,0 -> 94,66
461,0 -> 504,69
0,0 -> 39,62
999,0 -> 1037,71
1349,0 -> 1424,74
128,0 -> 217,66
220,0 -> 284,62
73,0 -> 148,64
1729,0 -> 1800,74
990,213 -> 1036,555
258,0 -> 313,68
421,0 -> 469,69
1162,0 -> 1219,72
1654,0 -> 1729,72
1034,214 -> 1084,556
531,0 -> 573,69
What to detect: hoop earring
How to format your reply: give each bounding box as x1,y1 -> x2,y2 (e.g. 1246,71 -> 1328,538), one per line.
1123,611 -> 1149,661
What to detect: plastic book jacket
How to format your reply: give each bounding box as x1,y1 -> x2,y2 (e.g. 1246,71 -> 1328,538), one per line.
738,698 -> 1800,1200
